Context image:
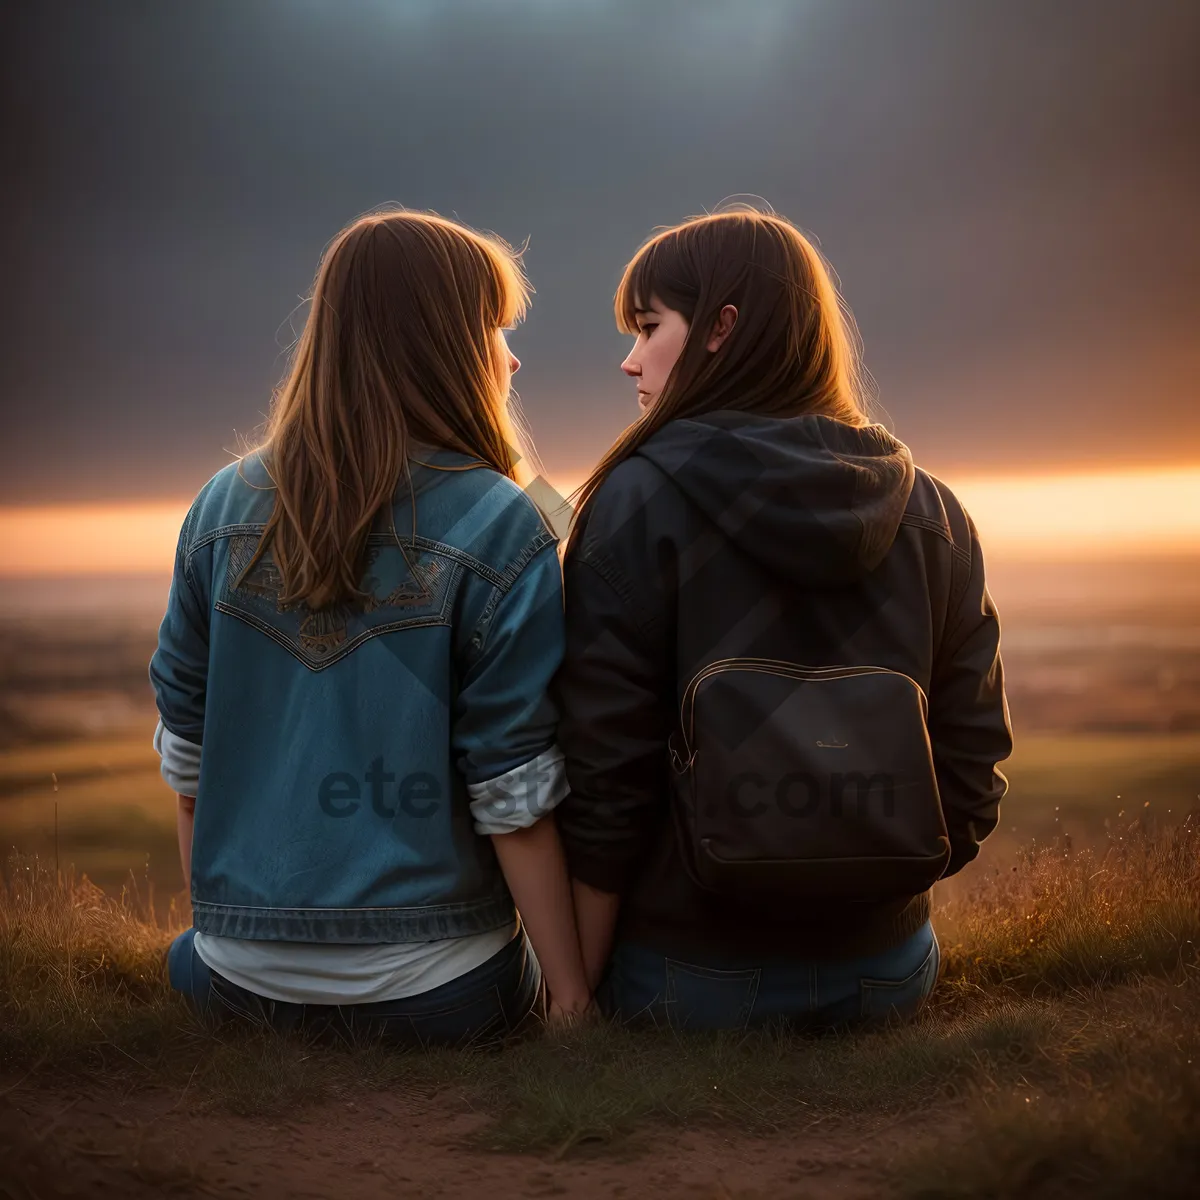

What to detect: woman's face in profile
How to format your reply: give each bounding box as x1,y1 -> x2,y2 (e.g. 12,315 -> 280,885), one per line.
621,296 -> 689,413
496,328 -> 521,394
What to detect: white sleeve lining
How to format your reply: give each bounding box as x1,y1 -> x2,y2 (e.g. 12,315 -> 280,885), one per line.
153,722 -> 569,827
154,719 -> 202,796
467,744 -> 569,835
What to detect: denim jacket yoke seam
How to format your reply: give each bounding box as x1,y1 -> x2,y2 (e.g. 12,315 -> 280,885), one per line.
470,531 -> 559,656
186,523 -> 524,592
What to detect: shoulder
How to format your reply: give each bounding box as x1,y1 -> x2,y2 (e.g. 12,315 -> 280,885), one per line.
182,453 -> 277,553
903,467 -> 977,560
572,455 -> 686,557
414,463 -> 557,587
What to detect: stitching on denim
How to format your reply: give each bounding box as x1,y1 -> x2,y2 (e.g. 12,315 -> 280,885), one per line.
858,936 -> 939,1019
406,535 -> 509,588
192,898 -> 511,918
178,502 -> 205,595
473,582 -> 505,653
497,528 -> 557,590
219,540 -> 461,655
213,602 -> 451,671
189,521 -> 522,592
187,522 -> 267,559
664,958 -> 760,1030
472,539 -> 559,658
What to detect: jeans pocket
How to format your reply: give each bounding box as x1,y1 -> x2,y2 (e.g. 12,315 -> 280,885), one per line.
664,959 -> 761,1031
859,932 -> 940,1023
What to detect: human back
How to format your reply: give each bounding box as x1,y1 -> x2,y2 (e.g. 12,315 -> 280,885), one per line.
152,209 -> 591,1037
555,208 -> 1013,1029
166,444 -> 559,940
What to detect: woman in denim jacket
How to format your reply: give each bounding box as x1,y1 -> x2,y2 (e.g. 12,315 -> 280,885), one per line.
151,210 -> 590,1041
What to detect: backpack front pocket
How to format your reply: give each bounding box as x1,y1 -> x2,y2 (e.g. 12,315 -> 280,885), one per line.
670,659 -> 950,905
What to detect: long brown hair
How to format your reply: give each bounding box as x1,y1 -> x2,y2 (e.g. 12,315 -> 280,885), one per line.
244,209 -> 532,610
570,206 -> 869,530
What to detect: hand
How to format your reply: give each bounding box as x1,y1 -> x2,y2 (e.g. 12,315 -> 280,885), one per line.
546,993 -> 595,1028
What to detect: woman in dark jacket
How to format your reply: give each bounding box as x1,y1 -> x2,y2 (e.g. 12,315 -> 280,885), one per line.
553,208 -> 1012,1031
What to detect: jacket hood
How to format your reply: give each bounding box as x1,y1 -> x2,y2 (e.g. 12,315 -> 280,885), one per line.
635,411 -> 915,586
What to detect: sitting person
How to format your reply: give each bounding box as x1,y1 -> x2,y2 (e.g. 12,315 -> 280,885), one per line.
152,209 -> 590,1043
554,207 -> 1013,1031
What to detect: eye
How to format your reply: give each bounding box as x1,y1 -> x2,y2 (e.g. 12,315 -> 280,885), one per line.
639,323 -> 658,338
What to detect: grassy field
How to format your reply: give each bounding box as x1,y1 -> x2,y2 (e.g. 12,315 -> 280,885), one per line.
0,730 -> 180,902
1,720 -> 1198,1195
2,813 -> 1197,1197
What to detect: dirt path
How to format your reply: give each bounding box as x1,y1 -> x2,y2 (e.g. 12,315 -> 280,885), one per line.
5,1083 -> 931,1199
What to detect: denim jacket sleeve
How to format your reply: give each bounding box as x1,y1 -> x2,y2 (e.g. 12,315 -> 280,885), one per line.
452,540 -> 567,826
149,501 -> 210,746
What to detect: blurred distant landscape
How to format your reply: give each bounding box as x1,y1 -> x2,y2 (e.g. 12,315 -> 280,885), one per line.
2,556 -> 1199,907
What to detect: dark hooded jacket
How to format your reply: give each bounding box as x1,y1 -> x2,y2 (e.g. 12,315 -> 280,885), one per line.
553,411 -> 1012,962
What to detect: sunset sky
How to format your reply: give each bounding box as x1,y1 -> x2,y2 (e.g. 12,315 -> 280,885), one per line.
2,1 -> 1197,572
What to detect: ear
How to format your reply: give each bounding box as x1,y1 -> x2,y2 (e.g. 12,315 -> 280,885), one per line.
705,304 -> 738,353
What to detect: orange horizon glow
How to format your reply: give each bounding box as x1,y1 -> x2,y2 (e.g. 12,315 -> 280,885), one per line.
1,466 -> 1199,576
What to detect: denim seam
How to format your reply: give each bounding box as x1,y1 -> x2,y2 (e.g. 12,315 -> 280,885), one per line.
193,898 -> 510,917
859,937 -> 938,989
407,535 -> 509,588
179,502 -> 204,594
188,523 -> 518,592
473,583 -> 505,654
213,602 -> 452,671
496,529 -> 558,590
187,523 -> 269,559
663,958 -> 760,1030
472,539 -> 560,658
190,895 -> 516,942
858,937 -> 939,1020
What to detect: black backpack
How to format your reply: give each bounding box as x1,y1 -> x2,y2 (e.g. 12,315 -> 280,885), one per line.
666,483 -> 970,906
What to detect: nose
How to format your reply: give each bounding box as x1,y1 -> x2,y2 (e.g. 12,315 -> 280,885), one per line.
620,350 -> 640,378
509,351 -> 521,375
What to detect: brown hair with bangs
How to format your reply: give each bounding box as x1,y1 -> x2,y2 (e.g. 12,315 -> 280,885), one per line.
243,209 -> 532,610
569,206 -> 869,532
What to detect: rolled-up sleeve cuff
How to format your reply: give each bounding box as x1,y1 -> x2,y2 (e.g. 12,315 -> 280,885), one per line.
153,719 -> 202,796
468,745 -> 568,835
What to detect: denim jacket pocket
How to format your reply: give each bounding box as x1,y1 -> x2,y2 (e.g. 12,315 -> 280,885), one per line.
859,932 -> 940,1022
213,529 -> 459,670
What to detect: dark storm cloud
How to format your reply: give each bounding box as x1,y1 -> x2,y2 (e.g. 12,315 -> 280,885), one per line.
2,0 -> 1197,502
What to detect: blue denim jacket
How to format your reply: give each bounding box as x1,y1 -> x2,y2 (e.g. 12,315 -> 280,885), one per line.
149,447 -> 564,943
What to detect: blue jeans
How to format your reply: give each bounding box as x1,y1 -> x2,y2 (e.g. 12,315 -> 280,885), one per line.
167,928 -> 543,1046
597,920 -> 940,1032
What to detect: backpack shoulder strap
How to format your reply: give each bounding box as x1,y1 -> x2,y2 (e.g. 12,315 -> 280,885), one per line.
926,473 -> 976,646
